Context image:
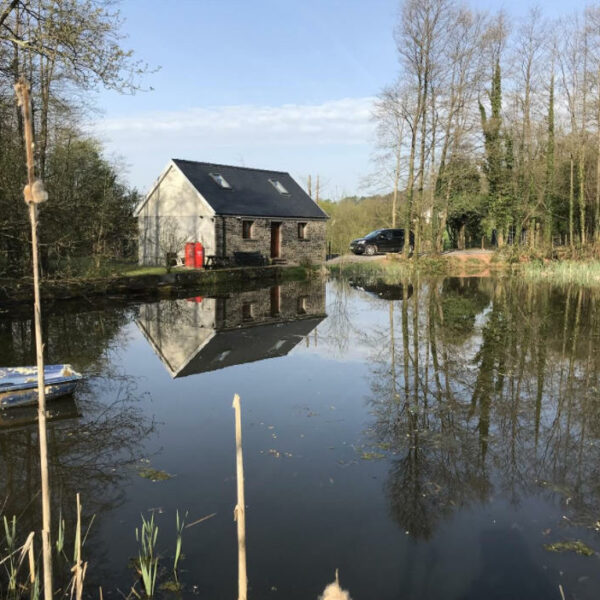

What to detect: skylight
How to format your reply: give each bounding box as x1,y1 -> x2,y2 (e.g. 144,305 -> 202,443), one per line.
269,179 -> 289,195
209,173 -> 232,189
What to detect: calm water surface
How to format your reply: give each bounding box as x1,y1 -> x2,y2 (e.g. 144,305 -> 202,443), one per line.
0,276 -> 599,599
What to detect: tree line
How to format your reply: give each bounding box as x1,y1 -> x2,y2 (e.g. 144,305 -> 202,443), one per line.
326,275 -> 600,544
0,0 -> 145,278
326,1 -> 600,256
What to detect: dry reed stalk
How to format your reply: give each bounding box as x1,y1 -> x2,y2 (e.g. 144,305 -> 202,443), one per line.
184,512 -> 216,529
26,532 -> 35,585
14,76 -> 53,600
71,493 -> 87,600
232,394 -> 247,600
319,570 -> 352,600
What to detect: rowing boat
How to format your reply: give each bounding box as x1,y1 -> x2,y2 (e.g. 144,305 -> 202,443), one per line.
0,365 -> 83,409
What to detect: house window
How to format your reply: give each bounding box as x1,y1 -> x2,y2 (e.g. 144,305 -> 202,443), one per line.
268,179 -> 289,195
298,222 -> 307,240
242,220 -> 254,239
209,172 -> 232,189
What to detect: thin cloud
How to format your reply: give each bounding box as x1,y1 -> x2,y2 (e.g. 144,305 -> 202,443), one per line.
91,97 -> 375,146
89,97 -> 376,192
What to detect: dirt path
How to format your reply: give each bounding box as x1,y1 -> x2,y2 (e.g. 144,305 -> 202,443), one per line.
441,249 -> 495,263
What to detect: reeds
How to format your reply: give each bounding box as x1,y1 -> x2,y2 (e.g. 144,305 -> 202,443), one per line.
172,510 -> 187,585
0,518 -> 36,600
0,496 -> 91,600
14,76 -> 53,600
233,394 -> 247,600
135,513 -> 159,598
328,257 -> 447,283
519,260 -> 600,287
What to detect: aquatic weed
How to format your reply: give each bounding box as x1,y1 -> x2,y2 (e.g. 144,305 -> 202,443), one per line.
135,514 -> 159,598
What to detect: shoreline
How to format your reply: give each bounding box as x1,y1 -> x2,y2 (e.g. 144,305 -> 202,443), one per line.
2,251 -> 598,307
327,251 -> 600,287
0,264 -> 317,306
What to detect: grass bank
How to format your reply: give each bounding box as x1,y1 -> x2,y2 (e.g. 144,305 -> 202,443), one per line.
328,252 -> 600,288
327,251 -> 505,282
328,256 -> 448,282
0,264 -> 318,305
516,260 -> 600,287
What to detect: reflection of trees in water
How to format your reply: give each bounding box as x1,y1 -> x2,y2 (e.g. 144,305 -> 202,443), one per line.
363,277 -> 600,539
322,279 -> 357,355
0,303 -> 155,584
0,303 -> 135,374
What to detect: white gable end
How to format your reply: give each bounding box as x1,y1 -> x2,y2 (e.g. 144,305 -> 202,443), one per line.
137,162 -> 217,266
136,161 -> 215,219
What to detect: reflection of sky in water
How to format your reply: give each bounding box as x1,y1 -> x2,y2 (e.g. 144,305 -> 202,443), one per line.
0,278 -> 599,599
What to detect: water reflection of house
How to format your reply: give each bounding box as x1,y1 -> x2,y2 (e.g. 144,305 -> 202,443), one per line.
136,281 -> 326,377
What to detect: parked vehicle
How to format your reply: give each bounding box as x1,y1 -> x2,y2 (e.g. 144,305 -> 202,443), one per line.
0,365 -> 83,409
349,229 -> 414,255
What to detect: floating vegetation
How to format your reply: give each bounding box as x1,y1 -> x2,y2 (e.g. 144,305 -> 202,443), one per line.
159,580 -> 182,592
543,540 -> 595,556
138,468 -> 174,482
360,451 -> 385,461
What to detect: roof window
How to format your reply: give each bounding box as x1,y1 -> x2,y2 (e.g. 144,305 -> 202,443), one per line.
209,173 -> 232,189
269,179 -> 289,195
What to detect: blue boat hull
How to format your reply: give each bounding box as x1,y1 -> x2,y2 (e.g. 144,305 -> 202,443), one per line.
0,365 -> 83,409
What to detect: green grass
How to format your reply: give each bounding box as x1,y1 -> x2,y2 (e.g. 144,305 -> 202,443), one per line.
518,260 -> 600,287
120,266 -> 169,277
328,257 -> 448,283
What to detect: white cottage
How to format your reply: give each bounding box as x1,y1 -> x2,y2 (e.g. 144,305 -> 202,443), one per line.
134,159 -> 328,266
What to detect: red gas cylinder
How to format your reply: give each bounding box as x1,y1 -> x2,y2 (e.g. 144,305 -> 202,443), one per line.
185,242 -> 195,267
194,242 -> 204,268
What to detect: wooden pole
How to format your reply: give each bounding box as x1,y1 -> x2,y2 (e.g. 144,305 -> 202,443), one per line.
232,394 -> 247,600
14,76 -> 53,600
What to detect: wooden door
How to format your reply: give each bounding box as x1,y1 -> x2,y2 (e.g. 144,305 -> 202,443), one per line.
270,222 -> 281,258
270,285 -> 281,316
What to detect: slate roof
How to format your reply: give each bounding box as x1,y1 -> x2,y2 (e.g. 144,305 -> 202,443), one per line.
172,159 -> 328,220
176,316 -> 325,377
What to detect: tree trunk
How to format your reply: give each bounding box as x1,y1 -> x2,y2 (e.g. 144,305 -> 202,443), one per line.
569,155 -> 575,247
458,223 -> 466,250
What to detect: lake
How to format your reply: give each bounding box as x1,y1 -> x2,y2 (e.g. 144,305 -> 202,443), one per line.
0,275 -> 599,599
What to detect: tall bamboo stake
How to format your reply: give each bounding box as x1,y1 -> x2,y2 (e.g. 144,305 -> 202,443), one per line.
14,76 -> 53,600
232,394 -> 247,600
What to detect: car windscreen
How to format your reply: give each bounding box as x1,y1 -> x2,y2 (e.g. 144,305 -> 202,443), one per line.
365,230 -> 382,239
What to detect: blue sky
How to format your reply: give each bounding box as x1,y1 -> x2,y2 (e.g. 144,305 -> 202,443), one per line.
92,0 -> 589,198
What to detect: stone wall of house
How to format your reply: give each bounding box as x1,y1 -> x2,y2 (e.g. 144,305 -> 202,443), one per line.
216,279 -> 326,330
215,216 -> 327,263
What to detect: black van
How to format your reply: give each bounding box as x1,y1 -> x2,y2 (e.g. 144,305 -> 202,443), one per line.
349,229 -> 414,255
